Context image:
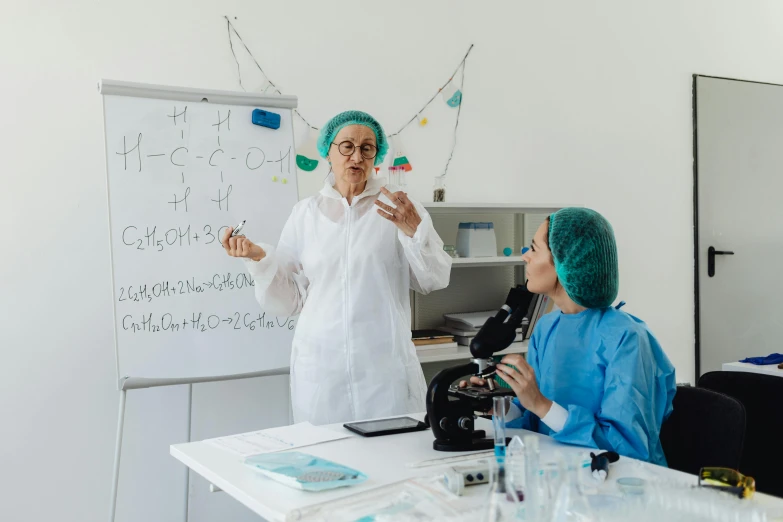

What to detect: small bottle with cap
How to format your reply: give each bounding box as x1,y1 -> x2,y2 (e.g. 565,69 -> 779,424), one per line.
433,175 -> 446,202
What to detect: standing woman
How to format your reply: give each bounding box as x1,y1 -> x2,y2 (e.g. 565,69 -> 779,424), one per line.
221,111 -> 452,425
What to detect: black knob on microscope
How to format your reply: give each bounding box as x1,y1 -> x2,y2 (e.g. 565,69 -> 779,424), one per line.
458,417 -> 472,430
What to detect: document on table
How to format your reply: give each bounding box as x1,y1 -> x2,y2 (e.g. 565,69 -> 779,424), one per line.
205,422 -> 350,457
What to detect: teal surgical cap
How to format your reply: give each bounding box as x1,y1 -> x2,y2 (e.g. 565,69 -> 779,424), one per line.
317,110 -> 389,166
548,208 -> 619,309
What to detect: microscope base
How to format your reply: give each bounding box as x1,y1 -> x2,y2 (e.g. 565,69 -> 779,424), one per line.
433,435 -> 512,452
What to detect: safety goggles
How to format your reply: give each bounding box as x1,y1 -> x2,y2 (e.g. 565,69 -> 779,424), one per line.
698,467 -> 755,499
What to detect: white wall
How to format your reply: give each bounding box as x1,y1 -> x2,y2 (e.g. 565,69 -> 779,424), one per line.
4,1 -> 783,520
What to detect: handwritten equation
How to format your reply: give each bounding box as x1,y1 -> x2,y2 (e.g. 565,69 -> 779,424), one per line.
121,223 -> 234,252
118,272 -> 254,304
114,106 -> 291,213
121,312 -> 296,334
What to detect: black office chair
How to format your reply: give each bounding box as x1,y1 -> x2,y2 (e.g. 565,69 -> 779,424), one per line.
699,370 -> 783,497
659,385 -> 745,475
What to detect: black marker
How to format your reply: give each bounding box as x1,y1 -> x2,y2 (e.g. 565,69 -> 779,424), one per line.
230,220 -> 246,237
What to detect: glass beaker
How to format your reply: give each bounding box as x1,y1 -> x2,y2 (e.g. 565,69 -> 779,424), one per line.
433,175 -> 446,202
483,459 -> 520,522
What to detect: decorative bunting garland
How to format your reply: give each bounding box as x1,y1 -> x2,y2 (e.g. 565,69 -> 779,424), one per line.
225,16 -> 472,181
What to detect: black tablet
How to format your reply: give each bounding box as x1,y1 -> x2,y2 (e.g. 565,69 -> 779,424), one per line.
344,416 -> 428,437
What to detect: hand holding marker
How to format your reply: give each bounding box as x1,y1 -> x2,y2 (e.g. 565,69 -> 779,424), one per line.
221,220 -> 265,262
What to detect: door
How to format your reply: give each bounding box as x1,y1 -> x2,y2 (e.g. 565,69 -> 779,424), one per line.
695,75 -> 783,378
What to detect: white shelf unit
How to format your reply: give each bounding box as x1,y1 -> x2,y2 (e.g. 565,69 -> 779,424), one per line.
423,203 -> 571,215
416,341 -> 528,364
415,203 -> 569,380
451,256 -> 526,268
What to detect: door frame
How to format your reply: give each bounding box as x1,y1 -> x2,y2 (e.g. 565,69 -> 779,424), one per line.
692,74 -> 783,382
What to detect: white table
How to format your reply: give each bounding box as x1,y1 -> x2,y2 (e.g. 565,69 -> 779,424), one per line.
171,414 -> 783,521
723,361 -> 783,378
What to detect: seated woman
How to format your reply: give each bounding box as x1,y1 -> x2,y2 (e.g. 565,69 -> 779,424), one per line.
466,208 -> 676,466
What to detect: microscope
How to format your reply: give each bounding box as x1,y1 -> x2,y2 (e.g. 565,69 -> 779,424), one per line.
425,284 -> 538,451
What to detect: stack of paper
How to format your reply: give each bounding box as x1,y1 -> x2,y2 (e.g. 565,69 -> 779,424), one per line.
443,311 -> 495,331
204,422 -> 350,458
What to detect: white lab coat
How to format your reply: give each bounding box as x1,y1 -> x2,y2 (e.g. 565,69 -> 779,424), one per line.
245,174 -> 452,425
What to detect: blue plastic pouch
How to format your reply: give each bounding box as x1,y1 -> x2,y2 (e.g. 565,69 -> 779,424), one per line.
244,451 -> 367,491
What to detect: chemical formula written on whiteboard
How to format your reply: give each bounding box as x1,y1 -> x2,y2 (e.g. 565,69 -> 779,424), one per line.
121,311 -> 296,334
121,223 -> 233,252
117,272 -> 254,304
114,106 -> 292,213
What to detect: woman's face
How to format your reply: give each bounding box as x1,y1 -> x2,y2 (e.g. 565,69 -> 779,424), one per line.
522,220 -> 559,295
327,125 -> 376,186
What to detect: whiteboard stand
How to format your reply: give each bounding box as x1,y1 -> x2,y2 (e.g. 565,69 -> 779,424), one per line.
108,368 -> 290,522
99,79 -> 301,522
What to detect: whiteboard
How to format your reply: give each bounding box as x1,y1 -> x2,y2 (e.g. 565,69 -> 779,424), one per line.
100,80 -> 299,380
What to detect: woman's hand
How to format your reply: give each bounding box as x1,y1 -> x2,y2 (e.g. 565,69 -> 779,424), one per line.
458,376 -> 487,388
496,354 -> 552,419
458,376 -> 493,414
375,187 -> 422,238
220,227 -> 266,262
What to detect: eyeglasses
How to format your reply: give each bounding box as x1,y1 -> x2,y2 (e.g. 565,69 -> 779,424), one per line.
331,141 -> 378,160
698,467 -> 755,499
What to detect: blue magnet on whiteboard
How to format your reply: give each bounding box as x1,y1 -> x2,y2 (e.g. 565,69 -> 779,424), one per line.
503,247 -> 512,256
252,109 -> 281,130
520,247 -> 530,255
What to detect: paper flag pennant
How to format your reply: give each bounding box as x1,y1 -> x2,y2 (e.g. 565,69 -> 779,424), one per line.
446,90 -> 462,107
295,130 -> 319,172
393,156 -> 412,172
390,136 -> 413,172
442,81 -> 462,108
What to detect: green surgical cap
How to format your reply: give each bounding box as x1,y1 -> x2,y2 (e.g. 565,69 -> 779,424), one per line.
317,110 -> 389,166
548,208 -> 619,309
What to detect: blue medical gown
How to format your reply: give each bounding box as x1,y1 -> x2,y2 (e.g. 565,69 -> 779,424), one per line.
507,307 -> 676,466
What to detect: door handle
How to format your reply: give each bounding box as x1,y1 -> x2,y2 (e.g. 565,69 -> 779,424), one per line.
708,246 -> 734,277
